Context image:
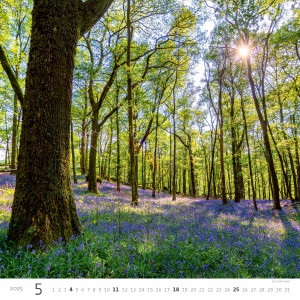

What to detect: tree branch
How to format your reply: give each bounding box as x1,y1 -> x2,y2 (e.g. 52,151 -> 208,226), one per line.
0,44 -> 24,106
97,100 -> 124,131
80,0 -> 114,37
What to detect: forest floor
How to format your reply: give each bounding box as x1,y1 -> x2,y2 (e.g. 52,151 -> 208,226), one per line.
0,174 -> 300,278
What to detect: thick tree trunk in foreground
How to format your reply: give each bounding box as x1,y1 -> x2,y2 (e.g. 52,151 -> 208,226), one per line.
8,1 -> 80,246
8,0 -> 113,247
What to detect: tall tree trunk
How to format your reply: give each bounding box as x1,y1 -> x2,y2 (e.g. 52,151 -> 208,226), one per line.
172,84 -> 176,201
293,114 -> 300,201
142,143 -> 147,189
241,95 -> 257,209
206,128 -> 218,200
169,132 -> 172,194
8,0 -> 84,246
85,133 -> 90,175
152,108 -> 159,197
10,94 -> 18,173
116,90 -> 121,192
107,119 -> 113,182
71,120 -> 78,184
88,112 -> 99,193
278,100 -> 297,201
230,93 -> 244,202
268,125 -> 294,202
80,85 -> 88,175
246,57 -> 281,209
204,146 -> 209,195
212,154 -> 217,198
187,135 -> 196,198
219,97 -> 227,205
183,147 -> 187,195
127,0 -> 138,206
4,109 -> 10,167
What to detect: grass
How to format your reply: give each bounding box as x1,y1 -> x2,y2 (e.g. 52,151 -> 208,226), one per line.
0,173 -> 300,278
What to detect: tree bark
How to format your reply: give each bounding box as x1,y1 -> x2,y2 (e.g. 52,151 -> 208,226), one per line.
229,93 -> 244,202
71,120 -> 78,184
183,147 -> 187,195
10,94 -> 19,173
152,108 -> 159,198
116,89 -> 121,192
88,112 -> 99,193
127,0 -> 138,206
187,134 -> 196,198
219,90 -> 227,205
80,85 -> 88,175
107,119 -> 113,182
240,93 -> 257,209
8,0 -> 113,247
246,57 -> 281,209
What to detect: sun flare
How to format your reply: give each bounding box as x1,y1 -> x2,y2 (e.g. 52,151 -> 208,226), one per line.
238,45 -> 250,58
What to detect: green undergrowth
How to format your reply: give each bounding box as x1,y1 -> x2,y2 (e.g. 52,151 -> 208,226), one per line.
0,216 -> 298,279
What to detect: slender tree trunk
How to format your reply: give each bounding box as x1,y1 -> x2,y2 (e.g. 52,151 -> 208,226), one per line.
85,133 -> 89,175
219,98 -> 227,204
88,112 -> 99,193
246,57 -> 281,209
172,90 -> 176,201
107,119 -> 113,182
158,146 -> 162,192
293,114 -> 300,201
169,132 -> 172,194
206,128 -> 218,200
268,125 -> 294,202
71,120 -> 78,184
142,143 -> 147,189
187,134 -> 196,197
10,27 -> 23,173
127,0 -> 138,206
116,92 -> 121,192
230,94 -> 244,202
262,173 -> 266,199
212,156 -> 217,198
152,109 -> 159,197
204,146 -> 208,195
80,85 -> 88,175
4,109 -> 10,167
10,94 -> 18,172
98,139 -> 102,179
279,101 -> 297,201
183,147 -> 187,195
241,96 -> 257,209
141,143 -> 144,188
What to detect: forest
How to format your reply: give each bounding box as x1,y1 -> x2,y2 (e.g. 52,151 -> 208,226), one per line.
0,0 -> 300,279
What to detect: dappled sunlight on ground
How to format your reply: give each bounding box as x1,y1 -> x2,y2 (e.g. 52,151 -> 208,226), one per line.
1,174 -> 300,278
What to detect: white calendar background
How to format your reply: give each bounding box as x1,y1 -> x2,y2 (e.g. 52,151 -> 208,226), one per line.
1,278 -> 299,299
